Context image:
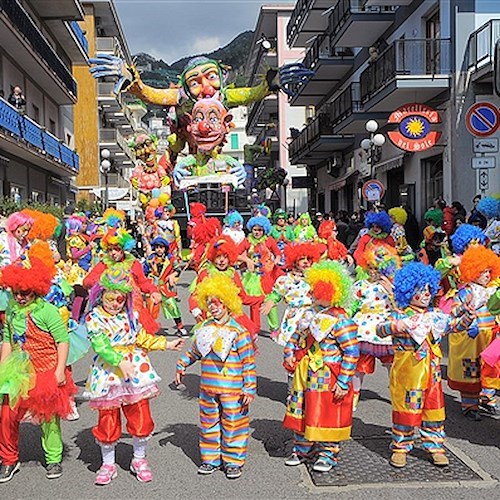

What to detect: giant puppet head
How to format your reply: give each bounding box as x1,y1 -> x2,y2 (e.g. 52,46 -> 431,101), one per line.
129,133 -> 159,171
180,57 -> 230,101
188,96 -> 233,154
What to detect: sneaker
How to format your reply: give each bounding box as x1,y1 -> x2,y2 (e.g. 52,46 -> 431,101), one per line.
95,464 -> 117,486
479,401 -> 497,415
430,453 -> 449,467
66,401 -> 80,421
312,459 -> 333,473
463,408 -> 482,421
285,453 -> 306,466
225,466 -> 242,479
46,463 -> 63,479
176,328 -> 189,338
197,463 -> 220,475
0,463 -> 20,483
130,458 -> 152,483
390,452 -> 407,468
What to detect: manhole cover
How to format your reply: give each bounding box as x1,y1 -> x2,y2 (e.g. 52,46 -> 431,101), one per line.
307,436 -> 483,487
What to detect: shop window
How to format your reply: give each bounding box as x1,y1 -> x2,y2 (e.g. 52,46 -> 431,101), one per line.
422,155 -> 443,213
10,185 -> 23,205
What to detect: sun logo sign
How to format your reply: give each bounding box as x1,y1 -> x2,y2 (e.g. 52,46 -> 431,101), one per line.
388,103 -> 441,152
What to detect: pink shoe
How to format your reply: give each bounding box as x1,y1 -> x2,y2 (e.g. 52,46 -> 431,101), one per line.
95,464 -> 117,486
130,458 -> 152,483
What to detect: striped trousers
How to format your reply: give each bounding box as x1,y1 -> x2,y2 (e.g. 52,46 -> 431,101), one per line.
199,391 -> 249,467
391,421 -> 445,454
293,432 -> 341,466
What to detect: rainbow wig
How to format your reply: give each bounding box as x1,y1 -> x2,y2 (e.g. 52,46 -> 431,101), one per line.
459,245 -> 500,283
450,224 -> 487,255
206,235 -> 239,265
284,242 -> 323,269
364,211 -> 393,234
247,216 -> 271,235
359,242 -> 401,278
388,207 -> 408,225
196,274 -> 243,316
424,208 -> 443,227
477,196 -> 499,219
224,209 -> 243,228
100,268 -> 134,294
102,208 -> 125,228
393,262 -> 440,309
305,260 -> 352,308
6,211 -> 34,234
101,228 -> 136,252
23,210 -> 59,241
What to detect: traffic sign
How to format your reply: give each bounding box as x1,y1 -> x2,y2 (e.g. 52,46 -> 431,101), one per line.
479,169 -> 489,191
471,156 -> 496,169
362,179 -> 385,202
473,137 -> 499,153
466,102 -> 500,137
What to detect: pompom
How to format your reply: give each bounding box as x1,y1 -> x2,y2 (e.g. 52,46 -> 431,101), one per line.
424,208 -> 443,227
364,211 -> 393,233
450,224 -> 487,254
459,245 -> 500,283
393,262 -> 440,309
206,235 -> 239,265
284,242 -> 323,269
305,260 -> 352,307
388,207 -> 408,225
247,216 -> 271,235
477,196 -> 499,219
195,274 -> 243,316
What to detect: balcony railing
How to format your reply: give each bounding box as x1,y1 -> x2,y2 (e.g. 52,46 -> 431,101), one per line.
303,33 -> 354,69
331,82 -> 363,126
289,113 -> 332,159
287,0 -> 311,46
0,0 -> 77,98
0,98 -> 80,173
96,36 -> 126,59
69,20 -> 89,55
360,38 -> 451,103
467,19 -> 500,72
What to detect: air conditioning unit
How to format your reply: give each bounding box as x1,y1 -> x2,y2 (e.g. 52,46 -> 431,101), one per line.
326,153 -> 343,176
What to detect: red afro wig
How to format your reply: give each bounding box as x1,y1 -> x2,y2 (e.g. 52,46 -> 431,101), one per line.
284,242 -> 323,269
206,235 -> 239,265
192,217 -> 222,246
317,220 -> 337,240
190,202 -> 207,219
459,245 -> 500,283
0,256 -> 55,296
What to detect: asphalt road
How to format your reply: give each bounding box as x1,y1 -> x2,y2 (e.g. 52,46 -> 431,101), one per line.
2,270 -> 499,499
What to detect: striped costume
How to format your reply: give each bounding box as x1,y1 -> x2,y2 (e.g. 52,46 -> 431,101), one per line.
176,317 -> 256,468
377,305 -> 473,454
283,308 -> 359,466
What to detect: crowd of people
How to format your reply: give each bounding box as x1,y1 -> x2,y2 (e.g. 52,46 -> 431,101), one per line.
0,195 -> 498,486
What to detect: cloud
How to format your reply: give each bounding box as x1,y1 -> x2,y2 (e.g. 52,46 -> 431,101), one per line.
192,36 -> 223,55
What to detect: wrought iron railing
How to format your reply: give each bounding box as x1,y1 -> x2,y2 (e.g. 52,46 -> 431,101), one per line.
330,82 -> 363,126
289,113 -> 332,160
360,38 -> 451,103
69,20 -> 89,55
0,98 -> 79,173
303,33 -> 354,69
0,0 -> 77,97
286,0 -> 311,46
467,19 -> 500,72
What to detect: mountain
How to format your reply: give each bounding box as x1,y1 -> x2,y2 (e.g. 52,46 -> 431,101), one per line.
133,30 -> 254,89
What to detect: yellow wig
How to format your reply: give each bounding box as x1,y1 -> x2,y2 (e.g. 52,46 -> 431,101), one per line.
388,207 -> 408,225
196,275 -> 243,316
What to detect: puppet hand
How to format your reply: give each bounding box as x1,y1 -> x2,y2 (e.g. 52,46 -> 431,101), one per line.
173,163 -> 192,185
226,157 -> 247,186
278,63 -> 315,97
89,54 -> 134,94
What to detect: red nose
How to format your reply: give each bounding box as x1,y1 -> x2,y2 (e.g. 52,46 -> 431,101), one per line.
201,83 -> 215,97
198,121 -> 211,135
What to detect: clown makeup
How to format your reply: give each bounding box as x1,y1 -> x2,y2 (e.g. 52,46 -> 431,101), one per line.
207,296 -> 228,321
13,224 -> 30,242
190,99 -> 231,153
184,63 -> 221,99
371,224 -> 382,235
295,255 -> 313,273
107,244 -> 125,262
102,290 -> 127,315
475,268 -> 491,287
13,289 -> 36,307
411,284 -> 432,308
214,253 -> 229,271
367,266 -> 380,282
251,225 -> 264,239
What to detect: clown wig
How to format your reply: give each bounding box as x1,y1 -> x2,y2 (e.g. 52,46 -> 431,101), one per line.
459,245 -> 500,283
28,240 -> 56,275
305,260 -> 352,308
192,217 -> 222,245
206,235 -> 239,265
195,274 -> 243,316
253,203 -> 271,218
6,211 -> 33,234
388,207 -> 408,226
102,208 -> 125,228
364,211 -> 393,234
23,210 -> 59,241
190,202 -> 206,219
65,214 -> 85,236
358,242 -> 401,278
247,216 -> 271,235
284,242 -> 323,270
224,209 -> 243,228
101,228 -> 136,252
393,262 -> 440,309
100,267 -> 134,294
317,220 -> 337,240
424,208 -> 444,227
477,196 -> 499,219
450,224 -> 487,255
272,208 -> 287,223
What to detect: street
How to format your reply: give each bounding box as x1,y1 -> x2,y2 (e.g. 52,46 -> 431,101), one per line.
1,270 -> 499,499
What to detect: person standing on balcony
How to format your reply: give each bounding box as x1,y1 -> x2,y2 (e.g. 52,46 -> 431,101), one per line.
8,86 -> 26,112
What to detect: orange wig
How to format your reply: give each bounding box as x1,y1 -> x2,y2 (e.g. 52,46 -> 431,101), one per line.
459,245 -> 500,283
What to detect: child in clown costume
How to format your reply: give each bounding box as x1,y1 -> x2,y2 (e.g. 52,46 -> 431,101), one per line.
388,207 -> 414,262
293,213 -> 317,243
317,220 -> 352,265
447,245 -> 500,419
283,261 -> 359,473
153,204 -> 182,260
269,208 -> 296,267
0,245 -> 77,483
176,275 -> 256,480
350,243 -> 400,410
84,269 -> 183,485
222,209 -> 246,245
376,262 -> 475,468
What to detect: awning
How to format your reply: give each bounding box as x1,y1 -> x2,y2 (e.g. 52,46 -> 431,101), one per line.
90,187 -> 130,200
329,170 -> 359,191
374,154 -> 405,173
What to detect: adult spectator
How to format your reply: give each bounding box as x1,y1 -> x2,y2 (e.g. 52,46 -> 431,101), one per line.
335,210 -> 349,246
8,86 -> 26,111
403,205 -> 420,251
313,212 -> 323,230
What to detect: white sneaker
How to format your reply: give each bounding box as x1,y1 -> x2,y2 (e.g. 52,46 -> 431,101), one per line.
312,459 -> 333,473
285,453 -> 305,466
66,401 -> 80,421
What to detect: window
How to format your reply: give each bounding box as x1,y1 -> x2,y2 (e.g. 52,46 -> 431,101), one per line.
31,190 -> 44,202
47,194 -> 60,206
49,119 -> 56,135
422,155 -> 443,212
10,185 -> 23,205
230,133 -> 239,150
32,104 -> 40,123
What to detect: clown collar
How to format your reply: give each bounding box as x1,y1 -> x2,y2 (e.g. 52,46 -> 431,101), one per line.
248,234 -> 267,245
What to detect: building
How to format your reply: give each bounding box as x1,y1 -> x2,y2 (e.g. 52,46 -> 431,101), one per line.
286,0 -> 500,219
245,4 -> 310,215
0,0 -> 86,205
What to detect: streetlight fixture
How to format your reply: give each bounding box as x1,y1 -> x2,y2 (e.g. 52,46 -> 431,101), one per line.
100,148 -> 112,209
360,120 -> 385,178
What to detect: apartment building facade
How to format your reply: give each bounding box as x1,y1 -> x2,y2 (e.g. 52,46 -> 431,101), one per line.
287,0 -> 500,219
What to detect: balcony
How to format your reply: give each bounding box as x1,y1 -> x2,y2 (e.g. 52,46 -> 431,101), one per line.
286,0 -> 332,48
364,0 -> 412,5
99,127 -> 134,161
328,0 -> 396,48
0,97 -> 79,175
97,36 -> 127,60
28,0 -> 84,20
360,39 -> 451,112
467,19 -> 500,83
98,81 -> 124,112
245,95 -> 278,136
289,113 -> 354,166
290,34 -> 355,106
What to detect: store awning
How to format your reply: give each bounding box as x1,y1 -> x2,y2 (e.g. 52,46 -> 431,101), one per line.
329,170 -> 359,191
374,154 -> 405,173
90,187 -> 129,200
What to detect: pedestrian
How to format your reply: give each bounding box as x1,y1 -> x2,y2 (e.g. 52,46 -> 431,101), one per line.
83,268 -> 183,485
403,205 -> 420,252
313,212 -> 323,230
7,86 -> 26,111
176,274 -> 256,479
335,210 -> 350,246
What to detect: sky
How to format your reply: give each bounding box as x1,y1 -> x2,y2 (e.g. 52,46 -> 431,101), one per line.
115,0 -> 293,63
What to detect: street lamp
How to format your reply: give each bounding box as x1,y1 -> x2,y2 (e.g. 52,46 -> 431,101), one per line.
360,120 -> 385,178
100,148 -> 111,209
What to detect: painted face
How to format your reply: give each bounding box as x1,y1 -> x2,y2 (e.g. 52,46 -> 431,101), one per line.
214,253 -> 229,271
300,217 -> 308,227
251,225 -> 264,239
207,296 -> 228,321
189,98 -> 232,153
475,268 -> 491,286
184,62 -> 221,99
13,289 -> 36,306
411,284 -> 432,308
14,224 -> 30,242
232,221 -> 241,230
295,255 -> 313,273
134,135 -> 157,168
371,224 -> 382,234
107,245 -> 125,262
102,290 -> 127,315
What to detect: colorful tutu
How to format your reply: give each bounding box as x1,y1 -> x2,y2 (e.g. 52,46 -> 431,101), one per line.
0,350 -> 35,408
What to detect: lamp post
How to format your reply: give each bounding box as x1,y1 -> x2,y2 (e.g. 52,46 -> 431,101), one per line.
100,148 -> 111,209
360,120 -> 385,179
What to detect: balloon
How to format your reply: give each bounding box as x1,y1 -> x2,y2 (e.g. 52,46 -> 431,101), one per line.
158,193 -> 170,204
149,199 -> 160,208
151,188 -> 161,198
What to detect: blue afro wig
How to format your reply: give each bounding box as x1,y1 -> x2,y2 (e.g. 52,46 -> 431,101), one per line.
394,262 -> 440,309
450,224 -> 487,254
477,197 -> 499,219
225,210 -> 243,228
365,211 -> 393,234
247,216 -> 271,235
